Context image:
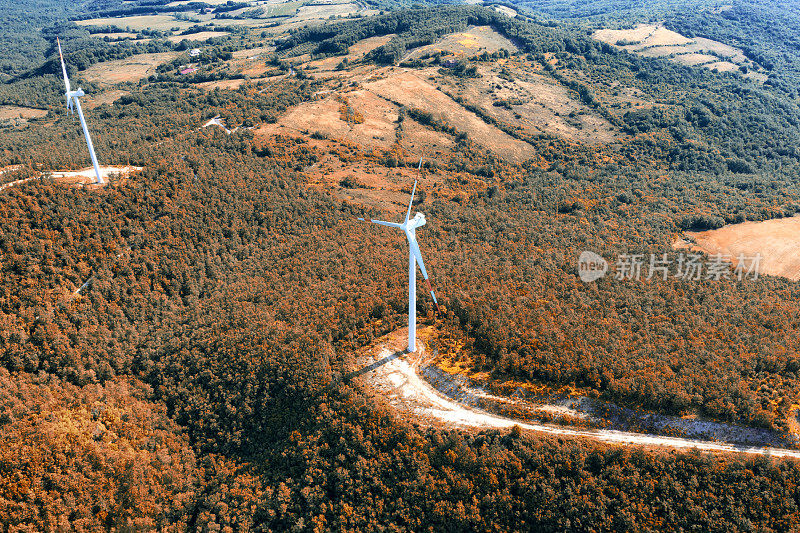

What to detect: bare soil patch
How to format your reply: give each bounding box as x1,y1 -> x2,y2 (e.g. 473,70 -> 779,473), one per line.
295,1 -> 366,21
256,90 -> 399,149
232,46 -> 274,59
196,78 -> 251,90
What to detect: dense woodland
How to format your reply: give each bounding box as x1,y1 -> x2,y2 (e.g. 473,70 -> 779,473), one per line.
3,1 -> 800,530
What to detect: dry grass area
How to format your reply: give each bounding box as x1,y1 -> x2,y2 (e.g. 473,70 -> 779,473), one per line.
295,1 -> 372,21
76,15 -> 195,32
255,89 -> 399,149
82,52 -> 181,85
672,53 -> 719,67
168,0 -> 230,4
675,216 -> 800,281
167,31 -> 230,43
404,26 -> 519,61
295,139 -> 477,214
0,105 -> 47,120
307,34 -> 396,72
363,68 -> 535,162
306,159 -> 446,214
91,32 -> 139,40
84,90 -> 129,109
438,61 -> 619,144
704,60 -> 740,73
196,78 -> 246,90
232,46 -> 275,59
593,24 -> 763,80
492,5 -> 517,17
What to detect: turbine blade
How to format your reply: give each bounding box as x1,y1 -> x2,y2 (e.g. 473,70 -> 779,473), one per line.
359,217 -> 403,229
408,236 -> 440,311
57,37 -> 71,95
404,180 -> 417,224
407,236 -> 428,279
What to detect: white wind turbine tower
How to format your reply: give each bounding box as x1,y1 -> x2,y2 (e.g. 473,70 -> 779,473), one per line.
359,159 -> 440,353
57,38 -> 104,185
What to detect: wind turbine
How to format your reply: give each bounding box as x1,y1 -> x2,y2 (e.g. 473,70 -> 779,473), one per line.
359,158 -> 440,353
57,38 -> 104,185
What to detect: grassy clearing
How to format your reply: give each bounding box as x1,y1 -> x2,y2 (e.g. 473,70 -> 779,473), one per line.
593,24 -> 762,80
76,15 -> 195,32
81,52 -> 182,85
677,216 -> 800,281
167,31 -> 230,42
0,105 -> 48,120
404,25 -> 519,60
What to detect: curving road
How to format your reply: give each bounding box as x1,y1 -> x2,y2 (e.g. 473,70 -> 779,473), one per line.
364,345 -> 800,459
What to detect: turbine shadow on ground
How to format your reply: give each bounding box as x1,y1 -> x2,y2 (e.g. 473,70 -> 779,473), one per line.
344,349 -> 407,381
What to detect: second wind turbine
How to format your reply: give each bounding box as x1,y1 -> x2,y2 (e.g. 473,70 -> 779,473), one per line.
57,38 -> 104,185
359,163 -> 440,353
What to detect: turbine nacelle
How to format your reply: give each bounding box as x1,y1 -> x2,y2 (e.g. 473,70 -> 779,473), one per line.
65,89 -> 85,113
406,212 -> 426,230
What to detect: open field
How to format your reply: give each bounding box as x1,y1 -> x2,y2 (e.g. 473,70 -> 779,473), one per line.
306,35 -> 395,71
167,31 -> 230,42
593,24 -> 762,79
298,146 -> 466,213
76,15 -> 195,32
204,18 -> 275,27
0,105 -> 47,120
81,52 -> 182,85
705,60 -> 740,72
676,216 -> 800,281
